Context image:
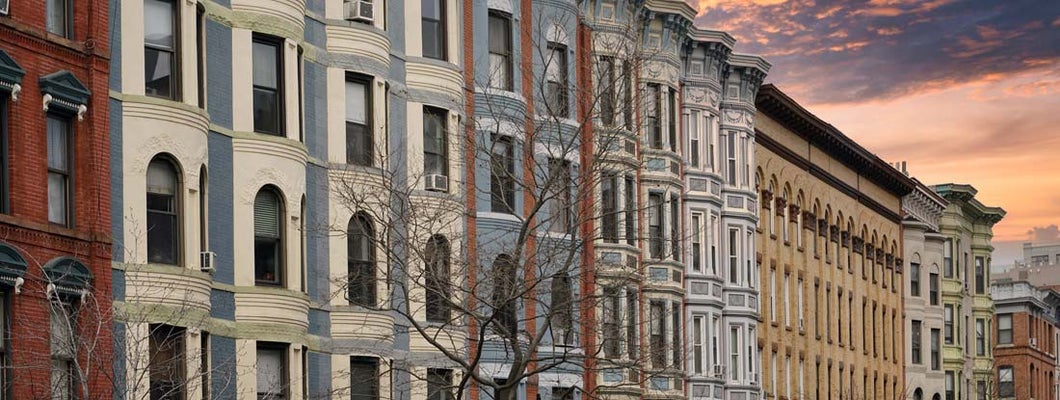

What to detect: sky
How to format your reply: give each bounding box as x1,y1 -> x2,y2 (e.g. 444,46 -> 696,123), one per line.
690,0 -> 1060,266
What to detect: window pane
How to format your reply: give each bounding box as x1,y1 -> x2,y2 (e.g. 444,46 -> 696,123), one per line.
350,357 -> 379,400
48,173 -> 68,225
144,0 -> 175,48
47,117 -> 69,171
253,42 -> 278,89
256,348 -> 284,396
253,87 -> 280,134
149,325 -> 186,400
145,48 -> 174,98
47,0 -> 68,37
345,80 -> 367,124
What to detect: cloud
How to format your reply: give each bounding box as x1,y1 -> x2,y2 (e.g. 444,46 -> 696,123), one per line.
1027,225 -> 1060,243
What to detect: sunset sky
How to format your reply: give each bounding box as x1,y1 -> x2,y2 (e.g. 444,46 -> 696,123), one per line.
692,0 -> 1060,265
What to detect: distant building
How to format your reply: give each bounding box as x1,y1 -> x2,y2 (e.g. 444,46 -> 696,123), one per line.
754,84 -> 913,400
932,183 -> 1006,400
994,242 -> 1060,290
990,280 -> 1060,400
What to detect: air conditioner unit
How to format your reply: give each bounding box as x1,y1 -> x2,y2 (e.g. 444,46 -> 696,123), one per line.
712,364 -> 725,378
200,251 -> 216,273
424,174 -> 449,192
343,0 -> 373,22
1031,337 -> 1038,348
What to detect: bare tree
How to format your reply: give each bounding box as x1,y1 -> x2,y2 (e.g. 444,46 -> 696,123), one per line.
324,9 -> 674,400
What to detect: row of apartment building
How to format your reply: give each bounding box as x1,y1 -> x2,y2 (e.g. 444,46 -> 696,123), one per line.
0,0 -> 1023,399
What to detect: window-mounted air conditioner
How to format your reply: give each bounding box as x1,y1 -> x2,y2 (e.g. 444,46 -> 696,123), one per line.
200,251 -> 216,273
712,364 -> 725,378
343,0 -> 373,22
425,174 -> 449,192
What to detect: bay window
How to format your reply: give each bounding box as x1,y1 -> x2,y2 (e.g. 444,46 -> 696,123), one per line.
648,194 -> 663,259
421,0 -> 446,60
147,157 -> 180,265
348,213 -> 376,306
601,173 -> 617,242
253,35 -> 284,135
545,44 -> 568,117
345,76 -> 373,166
144,0 -> 179,99
487,12 -> 512,91
423,106 -> 448,184
254,188 -> 284,286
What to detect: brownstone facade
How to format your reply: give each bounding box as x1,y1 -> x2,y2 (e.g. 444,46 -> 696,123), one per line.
0,0 -> 112,398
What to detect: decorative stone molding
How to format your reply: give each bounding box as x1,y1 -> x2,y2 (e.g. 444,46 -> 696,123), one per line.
817,219 -> 827,236
853,237 -> 864,254
39,71 -> 90,120
0,49 -> 25,102
829,225 -> 839,242
788,204 -> 800,222
841,231 -> 850,247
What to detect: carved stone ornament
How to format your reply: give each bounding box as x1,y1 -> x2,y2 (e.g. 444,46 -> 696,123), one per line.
841,231 -> 851,247
876,249 -> 885,264
775,197 -> 787,216
865,243 -> 874,256
895,258 -> 904,273
788,205 -> 800,222
817,219 -> 827,236
761,189 -> 773,203
829,225 -> 839,242
886,254 -> 894,266
853,237 -> 864,254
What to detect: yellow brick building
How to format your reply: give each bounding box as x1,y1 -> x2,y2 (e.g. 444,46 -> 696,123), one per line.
753,85 -> 914,400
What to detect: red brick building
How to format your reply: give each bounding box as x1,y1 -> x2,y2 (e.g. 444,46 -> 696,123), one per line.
992,280 -> 1060,400
0,0 -> 112,398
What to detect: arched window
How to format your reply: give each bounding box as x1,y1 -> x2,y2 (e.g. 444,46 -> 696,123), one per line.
425,235 -> 450,322
911,253 -> 922,297
492,254 -> 517,335
913,388 -> 923,400
795,192 -> 804,248
147,157 -> 181,265
348,213 -> 375,306
254,187 -> 284,285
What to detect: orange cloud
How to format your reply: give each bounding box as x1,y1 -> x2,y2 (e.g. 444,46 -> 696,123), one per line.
875,26 -> 902,36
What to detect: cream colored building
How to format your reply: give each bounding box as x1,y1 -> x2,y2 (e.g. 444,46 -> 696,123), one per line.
932,183 -> 1005,400
754,84 -> 913,400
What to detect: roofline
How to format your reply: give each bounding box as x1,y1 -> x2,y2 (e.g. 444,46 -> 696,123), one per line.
687,27 -> 736,49
729,53 -> 771,73
644,0 -> 698,22
755,84 -> 915,197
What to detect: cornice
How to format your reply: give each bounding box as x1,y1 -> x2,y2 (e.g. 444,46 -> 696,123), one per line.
756,84 -> 915,197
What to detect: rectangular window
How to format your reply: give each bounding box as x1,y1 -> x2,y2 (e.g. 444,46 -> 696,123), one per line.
0,98 -> 7,213
253,35 -> 285,135
598,56 -> 615,126
545,43 -> 569,117
552,387 -> 574,400
489,135 -> 515,213
710,315 -> 720,368
549,274 -> 573,345
547,159 -> 572,234
487,12 -> 512,91
769,269 -> 776,322
783,274 -> 790,326
601,287 -> 620,358
975,318 -> 985,356
47,115 -> 72,226
945,372 -> 955,400
427,368 -> 453,400
671,302 -> 680,367
621,61 -> 633,130
149,325 -> 186,399
797,278 -> 804,328
689,111 -> 699,167
998,366 -> 1014,397
257,344 -> 288,400
931,328 -> 941,370
624,176 -> 635,245
727,228 -> 739,284
729,326 -> 740,381
726,132 -> 737,185
944,238 -> 954,278
930,272 -> 939,305
706,115 -> 715,170
648,194 -> 663,259
826,288 -> 832,340
421,0 -> 446,60
144,0 -> 179,99
47,0 -> 72,38
51,302 -> 78,400
646,84 -> 662,149
710,214 -> 718,274
650,301 -> 665,368
626,288 -> 638,359
424,107 -> 449,181
668,88 -> 677,152
944,305 -> 954,344
601,173 -> 617,242
910,262 -> 920,296
350,357 -> 379,400
911,320 -> 922,364
974,256 -> 985,294
670,196 -> 679,261
998,314 -> 1012,344
691,213 -> 703,272
692,315 -> 704,375
196,5 -> 206,109
345,75 -> 373,166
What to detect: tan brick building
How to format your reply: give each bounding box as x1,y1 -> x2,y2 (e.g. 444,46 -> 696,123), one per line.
753,85 -> 913,400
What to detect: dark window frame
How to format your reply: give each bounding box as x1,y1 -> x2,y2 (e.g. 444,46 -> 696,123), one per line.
997,314 -> 1012,344
600,173 -> 617,243
149,324 -> 186,400
348,213 -> 376,307
489,134 -> 515,213
546,158 -> 572,234
491,254 -> 517,335
252,34 -> 286,136
196,3 -> 206,109
423,106 -> 448,179
598,56 -> 615,126
929,272 -> 939,305
146,156 -> 182,266
47,0 -> 74,39
47,113 -> 74,227
421,0 -> 447,60
648,193 -> 663,259
254,187 -> 285,286
623,176 -> 635,245
646,83 -> 662,149
426,368 -> 453,400
144,0 -> 181,100
911,320 -> 922,364
550,273 -> 573,345
910,262 -> 921,297
487,11 -> 513,91
425,235 -> 451,323
544,43 -> 569,118
345,73 -> 373,166
349,356 -> 380,400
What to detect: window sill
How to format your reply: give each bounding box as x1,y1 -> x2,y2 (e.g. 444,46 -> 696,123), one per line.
770,321 -> 779,328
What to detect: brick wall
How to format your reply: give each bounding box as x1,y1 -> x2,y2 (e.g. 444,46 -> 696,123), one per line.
0,0 -> 113,398
995,311 -> 1058,400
